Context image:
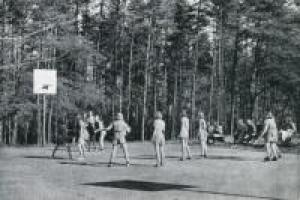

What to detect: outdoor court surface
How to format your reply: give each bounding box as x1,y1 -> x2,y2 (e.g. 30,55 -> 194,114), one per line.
0,142 -> 299,200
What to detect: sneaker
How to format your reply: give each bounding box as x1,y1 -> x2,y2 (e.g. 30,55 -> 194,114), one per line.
272,157 -> 277,161
126,162 -> 130,167
108,162 -> 113,167
154,164 -> 159,167
187,157 -> 192,160
264,157 -> 270,162
179,158 -> 184,161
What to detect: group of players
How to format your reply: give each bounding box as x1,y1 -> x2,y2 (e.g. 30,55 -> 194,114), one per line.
51,109 -> 297,166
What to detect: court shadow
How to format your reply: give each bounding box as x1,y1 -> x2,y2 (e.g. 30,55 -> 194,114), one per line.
205,155 -> 254,162
130,155 -> 154,160
82,180 -> 195,191
24,155 -> 65,160
59,161 -> 151,167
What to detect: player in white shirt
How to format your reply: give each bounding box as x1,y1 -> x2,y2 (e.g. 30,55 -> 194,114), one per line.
94,115 -> 106,151
152,111 -> 166,167
179,110 -> 192,161
105,113 -> 131,167
78,114 -> 88,159
198,112 -> 208,158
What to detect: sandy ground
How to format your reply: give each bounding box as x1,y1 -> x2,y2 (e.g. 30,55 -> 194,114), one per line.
0,142 -> 299,200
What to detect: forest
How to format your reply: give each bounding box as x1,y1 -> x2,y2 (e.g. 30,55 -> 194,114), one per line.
0,0 -> 299,145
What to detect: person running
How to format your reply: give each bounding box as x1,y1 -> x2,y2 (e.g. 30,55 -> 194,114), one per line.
105,113 -> 131,167
152,111 -> 166,167
78,114 -> 88,159
87,111 -> 96,152
94,115 -> 106,151
259,111 -> 279,161
179,110 -> 191,161
198,112 -> 208,158
51,115 -> 72,160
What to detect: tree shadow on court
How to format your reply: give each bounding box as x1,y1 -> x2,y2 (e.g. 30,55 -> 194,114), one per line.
82,180 -> 283,200
203,155 -> 257,162
82,180 -> 195,191
24,155 -> 65,160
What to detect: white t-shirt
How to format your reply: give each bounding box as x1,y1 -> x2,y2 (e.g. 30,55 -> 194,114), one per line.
153,119 -> 165,136
180,117 -> 189,138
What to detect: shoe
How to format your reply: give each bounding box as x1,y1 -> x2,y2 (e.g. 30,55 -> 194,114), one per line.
126,162 -> 130,167
179,158 -> 184,161
160,162 -> 164,167
187,157 -> 192,160
204,155 -> 208,158
264,157 -> 270,162
154,164 -> 159,167
272,157 -> 277,161
108,162 -> 113,167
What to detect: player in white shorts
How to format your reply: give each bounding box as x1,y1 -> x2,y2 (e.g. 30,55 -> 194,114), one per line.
105,113 -> 131,167
198,112 -> 208,158
95,115 -> 106,151
152,111 -> 166,167
78,114 -> 88,158
179,110 -> 192,161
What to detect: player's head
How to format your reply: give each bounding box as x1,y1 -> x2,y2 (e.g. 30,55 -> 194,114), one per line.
155,111 -> 162,119
95,115 -> 100,121
116,112 -> 123,120
181,110 -> 187,117
266,111 -> 273,119
199,112 -> 204,119
246,119 -> 252,124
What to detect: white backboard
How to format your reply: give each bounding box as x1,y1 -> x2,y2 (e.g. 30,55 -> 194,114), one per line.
33,69 -> 57,94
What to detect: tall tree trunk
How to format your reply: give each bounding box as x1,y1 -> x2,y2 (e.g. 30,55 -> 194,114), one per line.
0,121 -> 3,144
127,35 -> 133,121
230,32 -> 239,138
48,98 -> 53,144
12,115 -> 18,145
141,24 -> 151,142
172,70 -> 178,139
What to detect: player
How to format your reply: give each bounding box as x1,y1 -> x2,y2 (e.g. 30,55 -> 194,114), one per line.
259,111 -> 279,161
78,114 -> 88,159
198,112 -> 208,158
51,115 -> 72,159
105,113 -> 131,167
94,115 -> 106,151
87,111 -> 95,152
152,111 -> 166,167
179,110 -> 192,161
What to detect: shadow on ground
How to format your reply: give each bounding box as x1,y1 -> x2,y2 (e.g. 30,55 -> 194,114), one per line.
82,180 -> 284,200
24,155 -> 65,160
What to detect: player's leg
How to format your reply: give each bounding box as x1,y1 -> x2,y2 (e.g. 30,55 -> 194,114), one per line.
265,142 -> 271,161
109,140 -> 118,167
180,138 -> 185,160
121,143 -> 130,167
160,143 -> 165,166
271,142 -> 278,161
66,144 -> 72,160
51,144 -> 59,158
186,139 -> 191,159
155,142 -> 161,167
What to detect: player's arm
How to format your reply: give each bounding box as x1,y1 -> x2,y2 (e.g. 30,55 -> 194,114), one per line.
259,120 -> 269,138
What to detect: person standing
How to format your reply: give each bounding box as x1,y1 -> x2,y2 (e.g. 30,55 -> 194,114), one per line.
78,114 -> 88,159
259,111 -> 279,161
105,113 -> 131,167
51,115 -> 72,159
95,115 -> 106,151
87,111 -> 95,152
198,112 -> 208,158
179,110 -> 192,161
152,111 -> 166,167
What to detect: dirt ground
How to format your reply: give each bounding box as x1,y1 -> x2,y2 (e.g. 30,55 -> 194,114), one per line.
0,142 -> 299,200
